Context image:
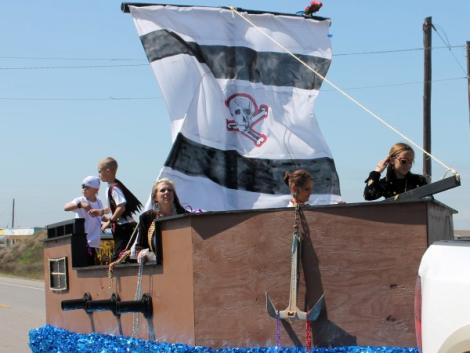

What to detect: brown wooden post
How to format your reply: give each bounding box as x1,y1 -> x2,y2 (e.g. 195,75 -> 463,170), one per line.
467,41 -> 470,126
423,17 -> 432,181
11,198 -> 15,229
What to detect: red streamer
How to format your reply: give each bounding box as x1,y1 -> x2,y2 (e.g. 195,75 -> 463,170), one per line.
305,320 -> 312,351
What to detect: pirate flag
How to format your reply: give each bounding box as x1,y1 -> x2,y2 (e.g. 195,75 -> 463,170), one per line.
128,5 -> 341,211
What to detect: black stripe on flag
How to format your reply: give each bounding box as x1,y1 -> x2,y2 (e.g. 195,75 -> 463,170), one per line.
141,29 -> 331,90
164,133 -> 341,195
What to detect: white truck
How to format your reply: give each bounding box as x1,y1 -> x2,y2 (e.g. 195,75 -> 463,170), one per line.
417,240 -> 470,352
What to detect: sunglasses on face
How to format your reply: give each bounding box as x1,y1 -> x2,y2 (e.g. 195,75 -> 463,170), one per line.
81,184 -> 89,189
398,159 -> 413,165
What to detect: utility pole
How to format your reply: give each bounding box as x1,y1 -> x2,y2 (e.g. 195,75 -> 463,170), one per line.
423,16 -> 432,181
466,41 -> 470,126
11,198 -> 15,229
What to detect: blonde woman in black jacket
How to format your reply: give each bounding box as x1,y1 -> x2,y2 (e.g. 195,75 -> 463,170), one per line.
364,142 -> 428,200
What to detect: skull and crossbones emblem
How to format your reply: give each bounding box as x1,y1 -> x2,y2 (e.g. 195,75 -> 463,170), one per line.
225,93 -> 269,147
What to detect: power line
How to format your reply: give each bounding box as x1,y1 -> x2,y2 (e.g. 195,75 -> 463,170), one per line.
0,63 -> 148,70
333,45 -> 465,56
0,44 -> 465,64
432,24 -> 467,75
0,96 -> 161,101
0,77 -> 464,101
0,56 -> 145,62
321,76 -> 465,92
0,47 -> 466,70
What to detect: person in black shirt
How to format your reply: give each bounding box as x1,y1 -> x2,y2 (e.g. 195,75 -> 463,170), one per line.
364,142 -> 428,200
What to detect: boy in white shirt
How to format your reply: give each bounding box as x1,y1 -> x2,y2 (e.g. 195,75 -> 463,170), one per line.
92,157 -> 142,261
64,176 -> 104,265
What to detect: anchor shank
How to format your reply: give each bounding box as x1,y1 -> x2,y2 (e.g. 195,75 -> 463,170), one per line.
266,223 -> 324,322
286,232 -> 300,312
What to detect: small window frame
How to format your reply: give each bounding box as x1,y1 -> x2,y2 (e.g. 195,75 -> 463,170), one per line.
48,257 -> 68,292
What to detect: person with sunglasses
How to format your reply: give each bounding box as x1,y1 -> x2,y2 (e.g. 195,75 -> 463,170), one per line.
64,176 -> 105,265
364,142 -> 428,201
132,178 -> 187,263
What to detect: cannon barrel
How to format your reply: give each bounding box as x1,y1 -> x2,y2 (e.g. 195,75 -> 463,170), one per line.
85,293 -> 118,315
116,294 -> 153,318
61,293 -> 153,318
61,293 -> 91,311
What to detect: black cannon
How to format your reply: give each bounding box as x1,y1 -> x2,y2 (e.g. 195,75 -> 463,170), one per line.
61,293 -> 153,318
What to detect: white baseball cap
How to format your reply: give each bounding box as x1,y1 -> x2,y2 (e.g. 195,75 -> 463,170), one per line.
82,176 -> 100,190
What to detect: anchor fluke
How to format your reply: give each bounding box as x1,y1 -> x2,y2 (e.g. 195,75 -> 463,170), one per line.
265,292 -> 278,318
266,292 -> 324,321
306,294 -> 324,321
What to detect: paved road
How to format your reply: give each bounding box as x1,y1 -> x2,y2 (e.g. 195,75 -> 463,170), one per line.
0,276 -> 45,353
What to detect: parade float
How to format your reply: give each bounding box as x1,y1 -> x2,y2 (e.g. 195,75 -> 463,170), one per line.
30,3 -> 461,353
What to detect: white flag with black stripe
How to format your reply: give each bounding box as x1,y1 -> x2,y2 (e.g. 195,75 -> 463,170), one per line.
129,5 -> 342,210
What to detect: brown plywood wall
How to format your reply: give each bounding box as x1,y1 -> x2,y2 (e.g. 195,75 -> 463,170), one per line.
44,200 -> 454,348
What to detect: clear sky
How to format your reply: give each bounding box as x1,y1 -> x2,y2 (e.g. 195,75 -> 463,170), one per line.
1,0 -> 469,229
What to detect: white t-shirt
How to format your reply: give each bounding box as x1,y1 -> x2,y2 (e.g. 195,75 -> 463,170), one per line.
73,196 -> 103,248
107,184 -> 133,224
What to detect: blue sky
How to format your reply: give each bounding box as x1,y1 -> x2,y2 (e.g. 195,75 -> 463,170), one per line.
0,0 -> 469,229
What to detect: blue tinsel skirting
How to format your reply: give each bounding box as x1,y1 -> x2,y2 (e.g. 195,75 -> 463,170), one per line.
29,325 -> 418,353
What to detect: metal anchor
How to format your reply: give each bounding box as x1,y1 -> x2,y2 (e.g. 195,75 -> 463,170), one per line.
266,231 -> 324,321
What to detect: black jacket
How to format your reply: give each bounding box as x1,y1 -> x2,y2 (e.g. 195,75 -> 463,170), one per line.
364,170 -> 428,201
136,210 -> 158,251
136,206 -> 188,252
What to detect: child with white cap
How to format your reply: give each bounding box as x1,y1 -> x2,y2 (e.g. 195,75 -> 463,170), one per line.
64,175 -> 105,265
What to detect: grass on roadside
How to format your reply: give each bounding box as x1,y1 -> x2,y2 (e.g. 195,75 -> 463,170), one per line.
0,231 -> 45,279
